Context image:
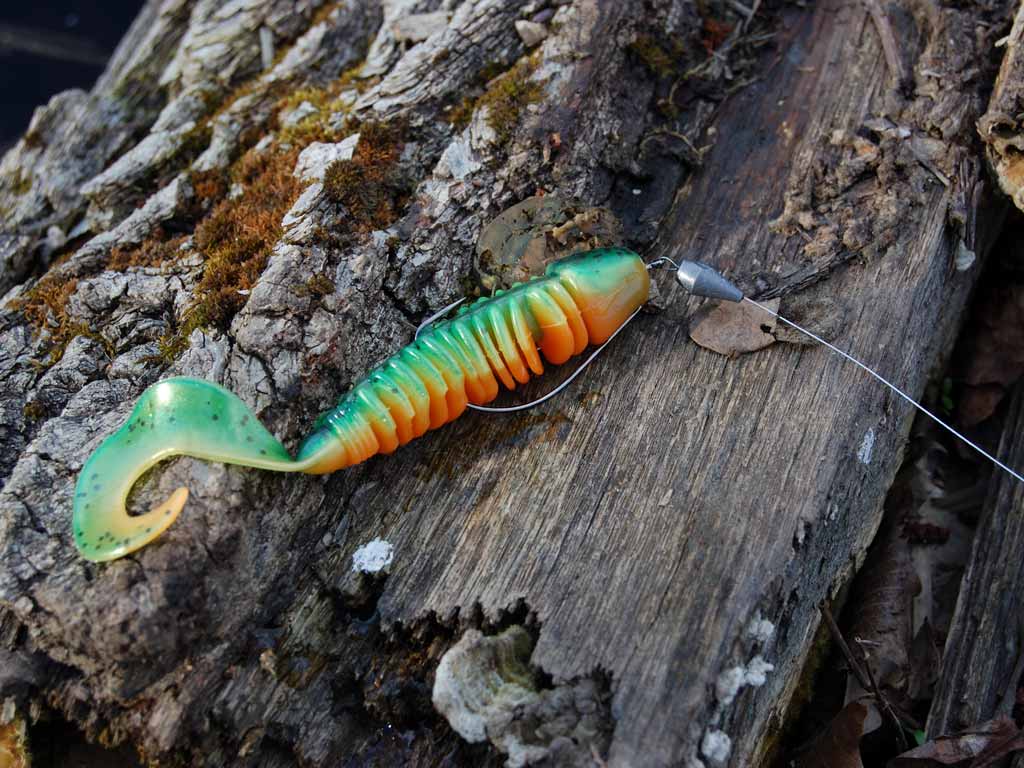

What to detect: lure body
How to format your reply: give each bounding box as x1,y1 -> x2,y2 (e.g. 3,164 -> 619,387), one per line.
73,248 -> 650,561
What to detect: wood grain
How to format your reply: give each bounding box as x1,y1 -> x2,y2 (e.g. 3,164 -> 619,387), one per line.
926,385 -> 1024,739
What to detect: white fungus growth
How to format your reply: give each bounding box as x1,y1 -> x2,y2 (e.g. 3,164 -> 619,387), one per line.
715,667 -> 746,707
351,538 -> 394,573
744,655 -> 774,686
715,656 -> 775,707
746,615 -> 775,645
701,729 -> 732,764
857,428 -> 875,464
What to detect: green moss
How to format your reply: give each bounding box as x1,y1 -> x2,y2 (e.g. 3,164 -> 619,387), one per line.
478,61 -> 508,83
628,35 -> 684,78
476,57 -> 544,146
293,272 -> 335,298
167,121 -> 213,168
22,400 -> 45,422
109,228 -> 189,271
157,310 -> 205,362
444,95 -> 476,130
278,86 -> 334,116
8,168 -> 32,196
322,120 -> 410,232
276,86 -> 340,146
8,275 -> 114,366
274,59 -> 373,147
160,143 -> 303,360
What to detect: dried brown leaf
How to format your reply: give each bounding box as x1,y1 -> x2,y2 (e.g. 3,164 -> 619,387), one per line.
794,701 -> 869,768
688,298 -> 778,356
889,716 -> 1024,767
905,620 -> 941,703
846,515 -> 919,700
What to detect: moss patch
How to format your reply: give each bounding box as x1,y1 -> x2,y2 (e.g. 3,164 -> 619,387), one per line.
274,62 -> 371,147
159,143 -> 303,360
16,60 -> 382,367
109,228 -> 189,271
628,35 -> 687,78
9,275 -> 113,366
3,168 -> 33,197
322,120 -> 410,232
444,95 -> 476,131
477,57 -> 543,146
190,168 -> 230,208
293,272 -> 335,299
22,400 -> 45,422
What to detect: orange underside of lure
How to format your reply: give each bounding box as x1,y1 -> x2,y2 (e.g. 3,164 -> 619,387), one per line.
72,248 -> 650,561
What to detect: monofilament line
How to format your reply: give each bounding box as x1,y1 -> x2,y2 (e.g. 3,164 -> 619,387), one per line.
744,297 -> 1024,486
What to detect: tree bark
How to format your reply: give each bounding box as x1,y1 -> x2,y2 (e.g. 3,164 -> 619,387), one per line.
0,0 -> 1015,766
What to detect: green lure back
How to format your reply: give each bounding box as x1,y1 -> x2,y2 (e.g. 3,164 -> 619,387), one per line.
73,248 -> 650,561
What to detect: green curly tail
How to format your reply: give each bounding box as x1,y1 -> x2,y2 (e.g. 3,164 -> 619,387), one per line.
72,377 -> 318,562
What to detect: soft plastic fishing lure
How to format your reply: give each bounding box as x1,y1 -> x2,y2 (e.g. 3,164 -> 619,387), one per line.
73,248 -> 650,562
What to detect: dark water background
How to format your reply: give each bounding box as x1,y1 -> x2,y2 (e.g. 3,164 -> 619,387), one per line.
0,1 -> 141,152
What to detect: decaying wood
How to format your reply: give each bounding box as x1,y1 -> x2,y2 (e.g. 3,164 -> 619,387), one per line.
980,0 -> 1024,212
926,385 -> 1024,742
0,0 -> 1017,766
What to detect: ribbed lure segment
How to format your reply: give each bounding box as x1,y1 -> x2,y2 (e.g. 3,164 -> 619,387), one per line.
469,311 -> 517,390
545,281 -> 589,355
413,340 -> 469,420
353,383 -> 400,454
447,321 -> 499,403
423,329 -> 489,405
401,346 -> 449,428
386,357 -> 431,437
525,286 -> 576,364
487,303 -> 531,384
507,296 -> 544,376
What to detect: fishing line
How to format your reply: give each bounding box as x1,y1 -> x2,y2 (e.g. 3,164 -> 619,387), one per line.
745,296 -> 1024,486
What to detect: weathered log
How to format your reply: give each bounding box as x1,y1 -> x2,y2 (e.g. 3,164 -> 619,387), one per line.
925,384 -> 1024,742
0,0 -> 1016,766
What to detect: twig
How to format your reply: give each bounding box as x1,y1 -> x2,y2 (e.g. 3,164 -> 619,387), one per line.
744,0 -> 763,32
725,0 -> 754,20
820,602 -> 872,692
854,637 -> 911,751
863,0 -> 910,88
820,602 -> 916,750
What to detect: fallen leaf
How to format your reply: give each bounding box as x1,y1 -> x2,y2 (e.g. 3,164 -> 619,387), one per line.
889,716 -> 1024,767
689,298 -> 778,355
846,513 -> 919,705
956,281 -> 1024,426
905,620 -> 941,704
794,701 -> 869,768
